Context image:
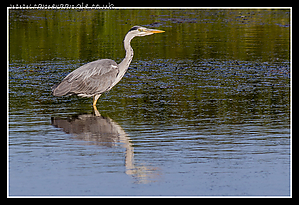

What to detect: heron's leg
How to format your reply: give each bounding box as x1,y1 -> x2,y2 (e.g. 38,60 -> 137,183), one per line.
93,94 -> 101,107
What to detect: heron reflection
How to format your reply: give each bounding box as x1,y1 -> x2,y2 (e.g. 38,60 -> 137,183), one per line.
51,110 -> 160,184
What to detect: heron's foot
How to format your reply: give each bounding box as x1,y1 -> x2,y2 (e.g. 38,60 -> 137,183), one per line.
93,105 -> 101,117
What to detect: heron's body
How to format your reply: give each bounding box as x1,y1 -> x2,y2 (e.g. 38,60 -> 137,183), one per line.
51,26 -> 164,109
52,59 -> 118,97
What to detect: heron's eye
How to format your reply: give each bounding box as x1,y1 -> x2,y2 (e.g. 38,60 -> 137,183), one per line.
138,28 -> 143,32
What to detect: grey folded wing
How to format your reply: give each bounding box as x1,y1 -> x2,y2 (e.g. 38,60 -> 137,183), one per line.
52,59 -> 119,97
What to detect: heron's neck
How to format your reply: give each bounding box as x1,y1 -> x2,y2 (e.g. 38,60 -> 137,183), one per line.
118,33 -> 134,74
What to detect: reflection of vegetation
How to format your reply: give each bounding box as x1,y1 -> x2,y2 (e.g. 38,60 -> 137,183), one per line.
9,9 -> 290,63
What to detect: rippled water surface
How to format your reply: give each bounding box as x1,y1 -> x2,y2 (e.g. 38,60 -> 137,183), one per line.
9,9 -> 290,196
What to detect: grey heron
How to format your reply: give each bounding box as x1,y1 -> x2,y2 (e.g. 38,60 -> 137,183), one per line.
51,25 -> 165,109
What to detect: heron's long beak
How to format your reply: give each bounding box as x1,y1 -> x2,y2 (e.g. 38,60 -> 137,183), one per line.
146,28 -> 165,33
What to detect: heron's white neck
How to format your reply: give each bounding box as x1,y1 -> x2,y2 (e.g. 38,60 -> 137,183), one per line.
110,33 -> 135,89
118,33 -> 134,77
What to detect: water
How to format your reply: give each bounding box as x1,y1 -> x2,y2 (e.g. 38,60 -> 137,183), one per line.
9,9 -> 290,196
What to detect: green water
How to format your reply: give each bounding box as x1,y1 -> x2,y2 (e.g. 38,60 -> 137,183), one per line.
10,9 -> 289,62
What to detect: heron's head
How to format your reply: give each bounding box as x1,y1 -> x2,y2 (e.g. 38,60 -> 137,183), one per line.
127,25 -> 165,37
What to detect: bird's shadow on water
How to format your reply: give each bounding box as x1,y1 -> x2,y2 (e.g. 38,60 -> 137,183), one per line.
50,108 -> 161,184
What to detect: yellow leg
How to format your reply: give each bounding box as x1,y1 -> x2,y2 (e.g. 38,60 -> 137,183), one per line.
93,94 -> 101,108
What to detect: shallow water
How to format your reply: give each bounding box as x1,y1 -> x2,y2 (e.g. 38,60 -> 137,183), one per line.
9,9 -> 290,196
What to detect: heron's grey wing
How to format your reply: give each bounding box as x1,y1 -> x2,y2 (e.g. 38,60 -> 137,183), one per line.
71,67 -> 119,96
52,59 -> 119,97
